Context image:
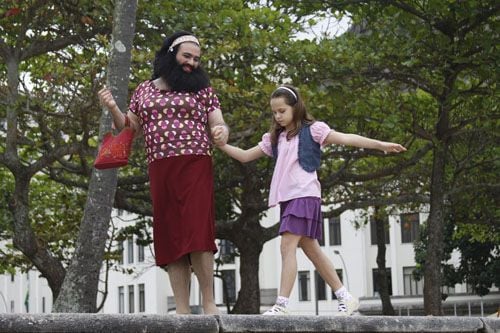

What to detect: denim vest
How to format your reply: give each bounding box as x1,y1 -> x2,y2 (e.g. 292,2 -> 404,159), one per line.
271,124 -> 321,172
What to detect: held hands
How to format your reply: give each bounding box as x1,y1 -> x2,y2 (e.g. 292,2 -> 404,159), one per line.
211,125 -> 229,146
98,86 -> 118,111
379,141 -> 407,154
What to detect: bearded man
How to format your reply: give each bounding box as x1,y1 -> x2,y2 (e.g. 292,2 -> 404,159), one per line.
98,31 -> 228,314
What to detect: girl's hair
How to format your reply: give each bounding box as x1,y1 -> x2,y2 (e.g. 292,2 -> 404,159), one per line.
269,84 -> 314,145
152,30 -> 194,80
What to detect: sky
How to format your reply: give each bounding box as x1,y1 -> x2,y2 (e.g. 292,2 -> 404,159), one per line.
295,15 -> 351,40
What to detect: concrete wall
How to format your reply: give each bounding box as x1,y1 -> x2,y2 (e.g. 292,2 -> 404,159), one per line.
0,314 -> 498,333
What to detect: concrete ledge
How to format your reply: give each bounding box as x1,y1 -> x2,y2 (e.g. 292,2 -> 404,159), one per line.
482,318 -> 500,333
0,313 -> 219,333
0,313 -> 498,333
219,315 -> 494,332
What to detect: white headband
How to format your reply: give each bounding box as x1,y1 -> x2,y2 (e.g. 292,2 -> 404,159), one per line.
275,86 -> 298,101
169,35 -> 200,52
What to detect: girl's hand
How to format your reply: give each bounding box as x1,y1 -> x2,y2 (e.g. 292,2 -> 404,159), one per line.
380,141 -> 407,154
98,86 -> 118,110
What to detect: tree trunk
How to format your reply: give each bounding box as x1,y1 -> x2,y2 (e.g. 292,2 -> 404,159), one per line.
423,143 -> 447,315
423,94 -> 451,315
230,237 -> 262,314
374,207 -> 395,315
4,52 -> 67,299
11,173 -> 67,298
52,0 -> 137,312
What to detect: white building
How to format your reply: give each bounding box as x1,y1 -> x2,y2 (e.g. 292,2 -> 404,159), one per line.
1,207 -> 498,316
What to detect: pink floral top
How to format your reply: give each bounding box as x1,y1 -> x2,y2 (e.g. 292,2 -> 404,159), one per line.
129,80 -> 221,163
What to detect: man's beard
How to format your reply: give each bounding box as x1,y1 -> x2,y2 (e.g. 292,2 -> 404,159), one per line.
163,63 -> 210,93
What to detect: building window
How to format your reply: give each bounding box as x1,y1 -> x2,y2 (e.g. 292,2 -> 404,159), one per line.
372,268 -> 392,296
221,270 -> 237,304
466,283 -> 475,294
403,266 -> 423,295
118,286 -> 124,313
10,301 -> 14,313
441,285 -> 455,295
128,285 -> 135,313
10,274 -> 14,282
401,213 -> 420,243
138,244 -> 145,263
370,216 -> 390,245
127,238 -> 134,264
329,216 -> 341,246
42,297 -> 46,313
117,241 -> 124,265
298,271 -> 310,301
315,271 -> 326,300
219,239 -> 236,264
138,284 -> 145,312
331,269 -> 343,299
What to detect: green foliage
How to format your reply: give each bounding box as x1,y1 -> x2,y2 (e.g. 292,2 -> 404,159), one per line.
416,219 -> 500,297
0,172 -> 85,273
1,0 -> 498,309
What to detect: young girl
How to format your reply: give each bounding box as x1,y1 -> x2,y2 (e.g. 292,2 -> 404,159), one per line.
215,85 -> 406,316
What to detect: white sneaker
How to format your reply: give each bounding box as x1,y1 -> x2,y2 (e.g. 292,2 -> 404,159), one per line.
262,304 -> 289,315
335,297 -> 359,316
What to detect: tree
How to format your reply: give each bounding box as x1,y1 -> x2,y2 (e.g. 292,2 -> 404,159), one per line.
52,0 -> 138,312
272,0 -> 499,315
108,1 -> 425,313
373,207 -> 395,315
415,132 -> 499,298
0,0 -> 296,314
0,0 -> 111,300
287,0 -> 499,315
3,1 -> 496,315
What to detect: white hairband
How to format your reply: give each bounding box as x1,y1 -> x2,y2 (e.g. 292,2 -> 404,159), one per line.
275,86 -> 298,101
169,35 -> 200,52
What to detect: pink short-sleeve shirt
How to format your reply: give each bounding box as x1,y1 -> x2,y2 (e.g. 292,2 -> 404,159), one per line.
129,80 -> 220,163
258,121 -> 332,207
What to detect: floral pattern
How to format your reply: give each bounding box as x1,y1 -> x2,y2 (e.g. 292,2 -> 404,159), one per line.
129,80 -> 220,163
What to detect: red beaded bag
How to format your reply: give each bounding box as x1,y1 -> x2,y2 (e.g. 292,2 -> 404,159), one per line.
94,115 -> 135,169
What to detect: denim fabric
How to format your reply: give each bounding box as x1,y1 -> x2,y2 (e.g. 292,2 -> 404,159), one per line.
272,124 -> 321,172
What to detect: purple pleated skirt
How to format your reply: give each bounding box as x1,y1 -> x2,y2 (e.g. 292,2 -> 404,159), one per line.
279,196 -> 323,240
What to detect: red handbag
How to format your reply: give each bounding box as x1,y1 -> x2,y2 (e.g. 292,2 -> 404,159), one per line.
94,115 -> 135,169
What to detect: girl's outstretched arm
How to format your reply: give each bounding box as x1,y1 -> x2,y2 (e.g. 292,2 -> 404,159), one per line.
218,144 -> 266,163
324,130 -> 406,154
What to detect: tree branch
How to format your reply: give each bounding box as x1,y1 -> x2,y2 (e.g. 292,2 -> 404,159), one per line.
323,193 -> 430,217
458,3 -> 500,37
21,26 -> 109,61
323,142 -> 433,184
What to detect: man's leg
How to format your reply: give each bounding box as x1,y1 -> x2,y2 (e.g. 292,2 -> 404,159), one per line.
167,255 -> 192,314
190,251 -> 220,314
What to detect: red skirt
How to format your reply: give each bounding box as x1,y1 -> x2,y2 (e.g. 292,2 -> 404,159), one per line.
148,155 -> 217,266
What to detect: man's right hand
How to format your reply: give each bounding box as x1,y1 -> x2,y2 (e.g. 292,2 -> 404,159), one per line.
98,86 -> 118,111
